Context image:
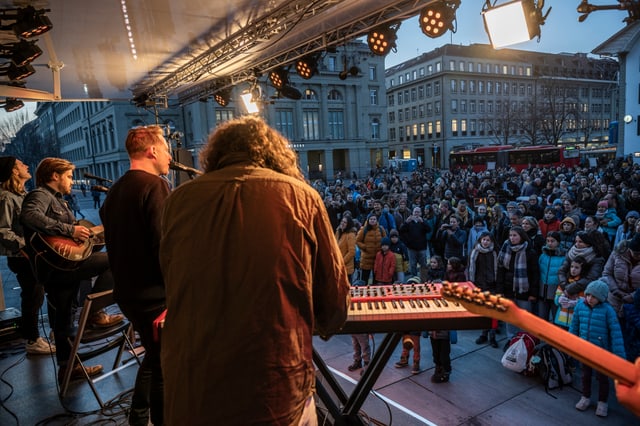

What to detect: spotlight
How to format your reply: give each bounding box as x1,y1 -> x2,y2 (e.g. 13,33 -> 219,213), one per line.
367,23 -> 399,56
419,1 -> 460,38
241,85 -> 261,114
213,88 -> 232,107
2,97 -> 24,112
1,40 -> 43,67
12,6 -> 53,38
296,54 -> 320,80
0,63 -> 35,80
482,0 -> 551,49
268,68 -> 290,90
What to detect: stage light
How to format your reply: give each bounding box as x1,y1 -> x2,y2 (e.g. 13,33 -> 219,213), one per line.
268,67 -> 289,90
0,62 -> 35,80
482,0 -> 551,49
2,97 -> 24,112
295,54 -> 320,80
12,6 -> 52,38
367,23 -> 399,56
213,88 -> 232,107
1,40 -> 43,67
241,85 -> 261,114
419,1 -> 460,38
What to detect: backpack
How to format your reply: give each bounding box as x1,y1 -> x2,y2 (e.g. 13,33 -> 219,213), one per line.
530,343 -> 572,394
501,332 -> 539,374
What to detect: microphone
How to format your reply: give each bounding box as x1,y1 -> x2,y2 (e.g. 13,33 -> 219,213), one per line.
85,173 -> 113,183
170,161 -> 203,176
91,185 -> 110,193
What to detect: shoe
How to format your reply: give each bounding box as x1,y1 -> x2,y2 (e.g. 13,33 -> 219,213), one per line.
595,402 -> 608,417
575,396 -> 591,411
88,310 -> 124,328
430,366 -> 449,383
347,360 -> 362,371
475,335 -> 488,345
411,361 -> 420,375
489,337 -> 499,348
26,337 -> 56,355
58,363 -> 103,385
402,336 -> 414,350
394,357 -> 409,368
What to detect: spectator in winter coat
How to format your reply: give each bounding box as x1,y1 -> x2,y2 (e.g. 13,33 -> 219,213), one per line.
538,206 -> 561,239
336,216 -> 357,283
437,215 -> 467,262
614,210 -> 639,248
621,288 -> 640,362
571,280 -> 626,417
538,231 -> 566,322
399,206 -> 431,277
601,234 -> 640,316
356,215 -> 386,284
388,229 -> 408,283
558,230 -> 607,297
596,199 -> 622,246
558,216 -> 578,252
468,231 -> 499,347
373,237 -> 396,285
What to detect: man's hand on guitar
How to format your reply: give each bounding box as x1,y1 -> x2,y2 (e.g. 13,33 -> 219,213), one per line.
72,225 -> 91,242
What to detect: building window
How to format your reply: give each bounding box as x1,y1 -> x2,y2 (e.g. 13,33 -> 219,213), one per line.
519,84 -> 525,96
470,119 -> 476,135
487,81 -> 493,95
274,110 -> 294,139
371,118 -> 381,139
412,123 -> 418,139
461,119 -> 467,135
426,83 -> 432,97
470,100 -> 476,113
478,81 -> 484,94
397,93 -> 403,105
404,90 -> 409,103
435,101 -> 441,114
327,56 -> 337,72
328,110 -> 344,139
435,62 -> 441,72
460,99 -> 467,113
469,80 -> 475,94
487,101 -> 493,113
449,60 -> 455,70
412,106 -> 417,119
389,127 -> 396,141
434,81 -> 441,95
411,88 -> 417,101
388,94 -> 394,107
496,82 -> 502,95
370,88 -> 378,105
215,110 -> 234,123
451,99 -> 458,113
468,62 -> 474,72
419,67 -> 425,76
327,89 -> 343,101
427,64 -> 433,74
404,108 -> 410,121
302,110 -> 320,140
388,111 -> 395,123
369,65 -> 377,80
420,123 -> 425,138
460,80 -> 466,93
435,120 -> 442,137
451,119 -> 458,136
418,85 -> 424,99
451,79 -> 457,93
419,104 -> 425,117
479,100 -> 485,114
303,89 -> 318,100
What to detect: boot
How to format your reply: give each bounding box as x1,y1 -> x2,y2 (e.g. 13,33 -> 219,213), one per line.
431,366 -> 449,383
347,359 -> 362,371
489,330 -> 498,348
394,356 -> 409,368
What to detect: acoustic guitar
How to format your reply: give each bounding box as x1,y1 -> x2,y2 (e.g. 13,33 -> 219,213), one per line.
440,282 -> 636,386
30,219 -> 105,271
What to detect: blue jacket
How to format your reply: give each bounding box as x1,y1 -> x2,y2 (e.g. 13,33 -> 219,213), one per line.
538,245 -> 565,300
569,299 -> 626,359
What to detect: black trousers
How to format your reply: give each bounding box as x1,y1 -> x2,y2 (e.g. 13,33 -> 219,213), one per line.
7,256 -> 46,341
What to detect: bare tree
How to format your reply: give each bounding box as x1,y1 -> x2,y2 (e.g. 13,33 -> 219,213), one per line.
0,109 -> 34,149
2,113 -> 59,177
537,81 -> 577,146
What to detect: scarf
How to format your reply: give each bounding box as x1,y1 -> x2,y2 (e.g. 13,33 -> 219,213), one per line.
497,241 -> 529,294
468,242 -> 495,282
566,244 -> 596,263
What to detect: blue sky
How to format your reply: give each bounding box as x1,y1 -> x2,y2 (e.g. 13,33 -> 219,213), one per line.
385,1 -> 630,68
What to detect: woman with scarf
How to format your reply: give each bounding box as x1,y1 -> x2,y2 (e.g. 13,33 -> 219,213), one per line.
496,226 -> 540,337
557,230 -> 606,297
468,231 -> 499,347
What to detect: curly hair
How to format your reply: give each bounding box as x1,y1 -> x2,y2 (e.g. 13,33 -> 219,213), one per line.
199,116 -> 303,181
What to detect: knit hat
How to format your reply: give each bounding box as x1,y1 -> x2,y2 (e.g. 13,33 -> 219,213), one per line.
597,200 -> 609,209
626,210 -> 640,220
585,280 -> 609,303
381,237 -> 391,247
0,156 -> 16,182
576,230 -> 595,247
560,217 -> 576,227
389,229 -> 399,237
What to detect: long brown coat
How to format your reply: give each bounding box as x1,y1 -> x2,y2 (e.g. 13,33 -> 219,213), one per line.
356,223 -> 386,270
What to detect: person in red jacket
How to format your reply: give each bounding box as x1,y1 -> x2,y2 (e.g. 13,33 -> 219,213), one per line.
373,237 -> 396,284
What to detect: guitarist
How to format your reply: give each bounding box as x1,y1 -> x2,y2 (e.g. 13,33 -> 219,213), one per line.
20,157 -> 123,384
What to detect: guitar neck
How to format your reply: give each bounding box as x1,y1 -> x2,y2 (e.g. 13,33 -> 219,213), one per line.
440,283 -> 635,387
511,308 -> 634,386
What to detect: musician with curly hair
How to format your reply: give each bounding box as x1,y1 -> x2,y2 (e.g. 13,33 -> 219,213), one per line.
160,116 -> 350,425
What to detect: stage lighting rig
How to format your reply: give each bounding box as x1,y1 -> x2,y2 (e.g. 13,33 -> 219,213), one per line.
295,54 -> 321,80
0,40 -> 42,67
367,22 -> 400,56
482,0 -> 551,49
577,0 -> 640,23
213,88 -> 232,107
1,97 -> 24,112
0,6 -> 53,39
0,62 -> 35,81
419,0 -> 461,38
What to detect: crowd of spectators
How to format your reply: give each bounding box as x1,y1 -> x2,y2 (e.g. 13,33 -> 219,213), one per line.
321,157 -> 640,352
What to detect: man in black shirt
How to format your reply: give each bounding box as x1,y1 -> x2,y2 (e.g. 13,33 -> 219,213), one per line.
100,125 -> 172,426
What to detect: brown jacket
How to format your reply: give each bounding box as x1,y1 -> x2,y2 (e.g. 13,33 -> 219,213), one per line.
160,161 -> 350,425
356,223 -> 386,270
337,228 -> 356,275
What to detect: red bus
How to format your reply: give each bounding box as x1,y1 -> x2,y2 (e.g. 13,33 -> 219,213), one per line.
450,145 -> 580,173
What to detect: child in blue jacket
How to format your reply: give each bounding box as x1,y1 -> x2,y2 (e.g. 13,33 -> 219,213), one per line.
570,280 -> 626,417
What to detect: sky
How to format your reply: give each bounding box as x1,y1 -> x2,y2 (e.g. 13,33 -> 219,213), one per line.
384,1 -> 631,68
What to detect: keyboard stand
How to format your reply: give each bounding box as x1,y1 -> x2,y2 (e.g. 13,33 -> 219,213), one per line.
313,332 -> 402,425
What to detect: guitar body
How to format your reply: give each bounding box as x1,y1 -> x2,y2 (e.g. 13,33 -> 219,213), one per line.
31,220 -> 105,271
